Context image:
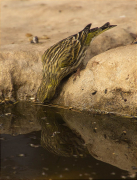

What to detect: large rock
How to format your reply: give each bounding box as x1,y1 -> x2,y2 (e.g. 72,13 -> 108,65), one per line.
0,44 -> 43,100
53,44 -> 137,117
0,42 -> 136,116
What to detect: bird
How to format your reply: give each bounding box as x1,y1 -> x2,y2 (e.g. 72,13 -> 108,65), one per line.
37,22 -> 117,103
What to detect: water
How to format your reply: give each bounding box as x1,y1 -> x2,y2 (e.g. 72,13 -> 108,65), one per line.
0,102 -> 137,180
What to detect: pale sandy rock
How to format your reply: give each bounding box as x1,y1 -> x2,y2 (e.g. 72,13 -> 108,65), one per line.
0,44 -> 137,116
0,45 -> 44,100
53,44 -> 137,116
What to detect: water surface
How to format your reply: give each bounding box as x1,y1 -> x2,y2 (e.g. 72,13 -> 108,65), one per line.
1,102 -> 137,179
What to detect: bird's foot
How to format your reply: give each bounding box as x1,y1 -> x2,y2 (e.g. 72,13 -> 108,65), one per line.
73,63 -> 84,82
130,33 -> 137,44
73,68 -> 81,82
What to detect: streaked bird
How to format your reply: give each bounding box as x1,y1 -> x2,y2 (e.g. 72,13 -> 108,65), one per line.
37,22 -> 117,103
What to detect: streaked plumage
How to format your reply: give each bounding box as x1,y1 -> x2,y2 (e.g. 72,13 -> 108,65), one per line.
37,22 -> 117,103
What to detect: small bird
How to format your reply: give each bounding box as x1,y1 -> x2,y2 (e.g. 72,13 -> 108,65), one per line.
37,22 -> 117,103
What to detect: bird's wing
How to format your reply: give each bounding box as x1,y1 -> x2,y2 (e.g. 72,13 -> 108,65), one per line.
59,23 -> 95,68
42,24 -> 92,69
59,37 -> 81,68
42,22 -> 117,70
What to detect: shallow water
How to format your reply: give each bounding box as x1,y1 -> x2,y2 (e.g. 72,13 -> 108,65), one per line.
0,102 -> 137,180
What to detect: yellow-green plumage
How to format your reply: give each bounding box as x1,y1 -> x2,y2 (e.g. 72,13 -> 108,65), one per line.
37,22 -> 117,103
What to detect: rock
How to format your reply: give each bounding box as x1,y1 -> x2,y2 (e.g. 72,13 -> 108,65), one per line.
0,30 -> 136,116
53,44 -> 137,117
0,27 -> 134,101
0,44 -> 44,101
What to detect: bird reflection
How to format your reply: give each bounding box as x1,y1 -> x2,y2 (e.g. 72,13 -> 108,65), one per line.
38,108 -> 88,157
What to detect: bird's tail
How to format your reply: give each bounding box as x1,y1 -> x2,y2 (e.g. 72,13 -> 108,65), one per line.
85,22 -> 117,46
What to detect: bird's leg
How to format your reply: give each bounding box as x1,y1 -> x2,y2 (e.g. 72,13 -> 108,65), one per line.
130,33 -> 137,44
73,63 -> 84,82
